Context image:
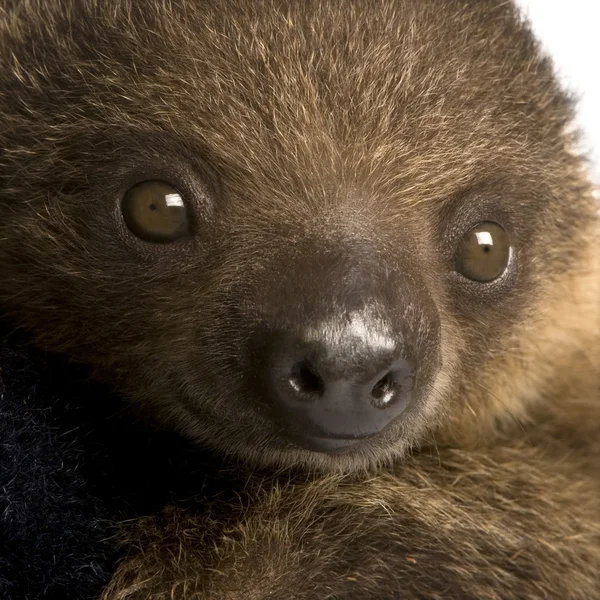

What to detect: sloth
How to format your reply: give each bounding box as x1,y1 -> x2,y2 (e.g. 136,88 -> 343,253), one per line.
0,0 -> 598,599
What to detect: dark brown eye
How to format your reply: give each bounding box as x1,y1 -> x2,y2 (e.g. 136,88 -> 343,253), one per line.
455,222 -> 510,282
121,180 -> 190,242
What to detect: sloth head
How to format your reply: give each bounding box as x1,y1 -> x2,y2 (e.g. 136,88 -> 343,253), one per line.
0,0 -> 597,471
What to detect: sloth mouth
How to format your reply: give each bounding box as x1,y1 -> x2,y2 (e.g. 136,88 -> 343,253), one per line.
287,431 -> 367,453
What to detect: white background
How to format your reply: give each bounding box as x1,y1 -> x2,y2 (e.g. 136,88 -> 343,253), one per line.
515,0 -> 600,185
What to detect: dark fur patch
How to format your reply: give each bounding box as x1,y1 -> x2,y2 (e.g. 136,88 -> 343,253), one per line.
0,334 -> 114,599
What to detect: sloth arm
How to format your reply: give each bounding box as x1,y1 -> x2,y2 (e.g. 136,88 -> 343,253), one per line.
101,401 -> 600,600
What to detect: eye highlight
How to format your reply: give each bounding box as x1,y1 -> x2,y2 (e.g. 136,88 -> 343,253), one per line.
121,180 -> 190,242
455,221 -> 510,283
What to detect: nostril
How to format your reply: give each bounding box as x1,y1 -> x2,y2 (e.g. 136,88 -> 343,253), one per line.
370,371 -> 401,409
289,361 -> 325,400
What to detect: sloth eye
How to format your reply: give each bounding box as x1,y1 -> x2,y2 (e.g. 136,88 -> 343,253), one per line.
455,222 -> 510,282
121,180 -> 190,242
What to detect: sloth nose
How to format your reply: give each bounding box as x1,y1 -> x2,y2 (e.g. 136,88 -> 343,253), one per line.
263,323 -> 415,452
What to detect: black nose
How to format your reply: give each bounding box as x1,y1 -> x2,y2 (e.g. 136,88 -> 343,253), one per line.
262,316 -> 415,452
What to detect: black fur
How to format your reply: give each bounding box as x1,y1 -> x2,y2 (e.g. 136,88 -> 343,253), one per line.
0,331 -> 115,599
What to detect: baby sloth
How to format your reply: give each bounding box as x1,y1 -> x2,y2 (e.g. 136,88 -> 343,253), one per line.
0,0 -> 598,598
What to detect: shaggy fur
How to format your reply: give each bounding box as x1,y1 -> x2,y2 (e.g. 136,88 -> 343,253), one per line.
0,0 -> 598,598
104,431 -> 600,600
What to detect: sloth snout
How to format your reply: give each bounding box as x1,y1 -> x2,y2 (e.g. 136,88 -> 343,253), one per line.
255,314 -> 416,453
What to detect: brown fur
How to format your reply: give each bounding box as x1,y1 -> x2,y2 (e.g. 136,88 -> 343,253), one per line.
0,0 -> 598,598
103,435 -> 600,600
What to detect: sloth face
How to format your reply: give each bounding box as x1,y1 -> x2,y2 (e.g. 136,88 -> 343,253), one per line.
0,1 -> 596,471
116,175 -> 514,458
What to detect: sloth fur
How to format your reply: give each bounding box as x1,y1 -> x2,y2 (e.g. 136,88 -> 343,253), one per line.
0,0 -> 598,599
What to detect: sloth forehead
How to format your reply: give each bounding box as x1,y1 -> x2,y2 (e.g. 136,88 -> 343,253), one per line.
0,0 -> 570,198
